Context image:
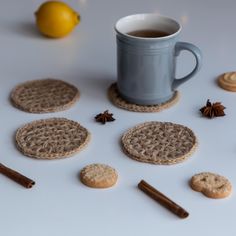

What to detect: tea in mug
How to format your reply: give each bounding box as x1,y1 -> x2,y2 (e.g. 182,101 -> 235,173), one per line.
127,29 -> 169,38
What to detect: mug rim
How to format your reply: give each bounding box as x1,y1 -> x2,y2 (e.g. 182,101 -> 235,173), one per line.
115,13 -> 181,40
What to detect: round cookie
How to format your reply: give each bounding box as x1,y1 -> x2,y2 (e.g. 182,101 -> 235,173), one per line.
11,78 -> 79,113
218,72 -> 236,92
16,118 -> 90,159
121,122 -> 197,165
190,172 -> 232,199
80,164 -> 118,188
108,83 -> 179,113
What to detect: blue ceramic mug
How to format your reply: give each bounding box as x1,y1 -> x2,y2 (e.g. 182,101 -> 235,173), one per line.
115,14 -> 202,105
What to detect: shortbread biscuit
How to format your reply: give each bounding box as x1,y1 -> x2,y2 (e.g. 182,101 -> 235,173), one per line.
16,118 -> 90,159
218,72 -> 236,92
190,172 -> 232,199
108,83 -> 179,113
11,78 -> 79,113
80,164 -> 118,188
121,122 -> 197,165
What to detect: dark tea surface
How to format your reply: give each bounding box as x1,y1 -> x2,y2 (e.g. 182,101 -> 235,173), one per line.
127,29 -> 170,38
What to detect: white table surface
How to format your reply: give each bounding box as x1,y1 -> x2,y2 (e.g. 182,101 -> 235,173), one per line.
1,0 -> 236,235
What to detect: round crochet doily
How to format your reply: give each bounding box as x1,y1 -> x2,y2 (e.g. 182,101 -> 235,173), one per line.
11,78 -> 79,113
121,121 -> 197,165
108,83 -> 179,112
16,118 -> 90,159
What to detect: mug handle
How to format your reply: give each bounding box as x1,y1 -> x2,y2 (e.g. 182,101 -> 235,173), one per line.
172,42 -> 202,89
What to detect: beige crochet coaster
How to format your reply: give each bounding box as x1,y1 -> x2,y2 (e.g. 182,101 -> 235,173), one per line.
11,78 -> 79,113
121,121 -> 197,165
16,118 -> 90,159
108,83 -> 179,112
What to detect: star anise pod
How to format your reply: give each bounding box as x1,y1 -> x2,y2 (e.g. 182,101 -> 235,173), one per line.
95,110 -> 115,124
200,99 -> 226,118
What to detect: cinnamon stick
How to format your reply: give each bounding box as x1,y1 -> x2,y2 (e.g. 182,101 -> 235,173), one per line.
0,163 -> 35,189
138,180 -> 189,219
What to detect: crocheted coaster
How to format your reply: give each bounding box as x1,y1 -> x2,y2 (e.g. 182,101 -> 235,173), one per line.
16,118 -> 90,159
121,121 -> 197,165
108,83 -> 179,112
11,78 -> 79,113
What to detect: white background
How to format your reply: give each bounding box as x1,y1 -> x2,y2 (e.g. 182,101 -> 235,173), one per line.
0,0 -> 236,235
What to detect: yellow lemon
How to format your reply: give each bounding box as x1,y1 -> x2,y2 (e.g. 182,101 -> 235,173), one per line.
35,1 -> 80,38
